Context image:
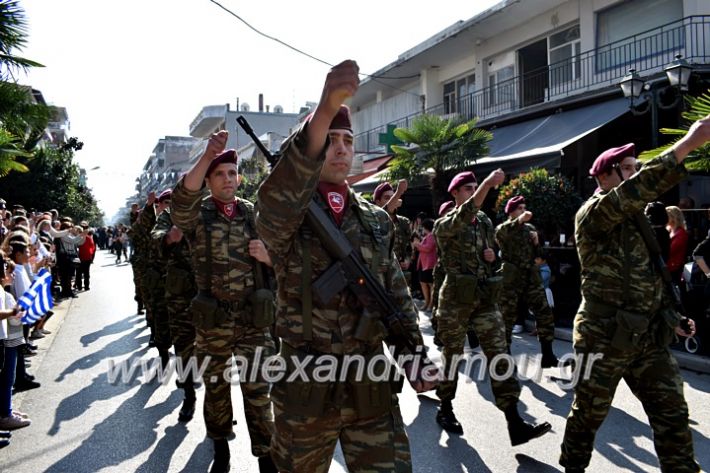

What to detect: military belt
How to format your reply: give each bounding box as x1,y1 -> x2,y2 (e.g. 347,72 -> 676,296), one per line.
583,297 -> 621,319
198,290 -> 250,314
216,298 -> 249,314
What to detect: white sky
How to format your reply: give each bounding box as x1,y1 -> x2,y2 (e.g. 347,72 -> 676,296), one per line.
19,0 -> 500,221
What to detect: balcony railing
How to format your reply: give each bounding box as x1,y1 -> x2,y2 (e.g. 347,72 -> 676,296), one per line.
355,15 -> 710,154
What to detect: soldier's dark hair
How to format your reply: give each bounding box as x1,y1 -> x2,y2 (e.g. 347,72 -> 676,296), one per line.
645,201 -> 668,227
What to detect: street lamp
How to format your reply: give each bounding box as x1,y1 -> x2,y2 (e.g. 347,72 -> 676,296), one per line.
664,54 -> 693,92
619,55 -> 694,147
619,69 -> 645,99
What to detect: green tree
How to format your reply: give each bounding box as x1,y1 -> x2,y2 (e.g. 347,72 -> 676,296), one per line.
495,168 -> 583,241
0,126 -> 29,176
0,81 -> 52,149
0,0 -> 49,175
0,136 -> 104,225
0,0 -> 43,80
386,114 -> 492,209
639,90 -> 710,170
237,154 -> 271,204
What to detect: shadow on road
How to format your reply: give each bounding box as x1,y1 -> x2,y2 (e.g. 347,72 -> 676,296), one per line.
178,436 -> 212,473
45,381 -> 181,473
79,312 -> 143,347
136,421 -> 191,473
515,453 -> 561,472
410,394 -> 493,472
56,324 -> 148,382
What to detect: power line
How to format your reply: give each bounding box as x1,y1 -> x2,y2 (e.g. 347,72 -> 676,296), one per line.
208,0 -> 422,97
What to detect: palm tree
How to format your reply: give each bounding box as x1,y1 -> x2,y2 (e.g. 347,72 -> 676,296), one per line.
0,127 -> 29,176
0,0 -> 49,176
387,114 -> 492,209
0,0 -> 43,80
639,90 -> 710,170
0,81 -> 52,148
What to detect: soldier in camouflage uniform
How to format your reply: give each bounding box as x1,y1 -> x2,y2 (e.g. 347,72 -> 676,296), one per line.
131,193 -> 159,347
559,117 -> 710,472
143,190 -> 173,368
373,180 -> 413,275
172,142 -> 277,473
434,170 -> 551,445
495,196 -> 559,367
151,202 -> 198,422
129,203 -> 144,315
256,60 -> 438,473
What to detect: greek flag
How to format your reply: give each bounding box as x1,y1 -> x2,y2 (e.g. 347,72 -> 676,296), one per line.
18,268 -> 54,324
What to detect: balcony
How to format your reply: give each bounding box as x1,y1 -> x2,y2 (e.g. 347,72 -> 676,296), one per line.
189,105 -> 228,138
354,15 -> 710,154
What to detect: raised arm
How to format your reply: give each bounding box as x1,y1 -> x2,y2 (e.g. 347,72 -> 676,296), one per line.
256,60 -> 360,258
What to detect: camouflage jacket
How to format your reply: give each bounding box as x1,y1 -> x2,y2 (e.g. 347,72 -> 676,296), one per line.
495,219 -> 538,269
575,150 -> 687,314
434,198 -> 496,280
151,208 -> 193,271
392,214 -> 412,263
130,203 -> 157,268
256,124 -> 423,356
171,181 -> 258,302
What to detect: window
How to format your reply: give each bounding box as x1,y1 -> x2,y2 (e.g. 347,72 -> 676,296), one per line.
488,66 -> 515,107
443,81 -> 456,114
443,74 -> 476,114
549,24 -> 581,89
596,0 -> 683,71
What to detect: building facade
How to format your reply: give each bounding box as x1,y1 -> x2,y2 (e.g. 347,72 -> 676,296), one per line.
350,0 -> 710,198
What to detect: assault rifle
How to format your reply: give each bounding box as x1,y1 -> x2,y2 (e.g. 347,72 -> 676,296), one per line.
634,212 -> 692,334
237,115 -> 432,362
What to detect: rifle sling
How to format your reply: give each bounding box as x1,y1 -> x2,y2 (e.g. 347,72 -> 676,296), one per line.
301,225 -> 313,341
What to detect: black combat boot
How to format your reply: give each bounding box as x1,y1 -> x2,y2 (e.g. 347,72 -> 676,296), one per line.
540,340 -> 559,368
436,400 -> 464,434
258,454 -> 278,473
505,405 -> 551,446
467,330 -> 480,349
210,439 -> 230,473
178,383 -> 196,422
137,300 -> 144,315
565,468 -> 585,473
158,349 -> 170,371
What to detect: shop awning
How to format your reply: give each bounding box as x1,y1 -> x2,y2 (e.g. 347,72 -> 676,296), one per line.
476,97 -> 630,174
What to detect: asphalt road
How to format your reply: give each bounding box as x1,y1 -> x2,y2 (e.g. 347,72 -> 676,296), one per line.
3,249 -> 709,472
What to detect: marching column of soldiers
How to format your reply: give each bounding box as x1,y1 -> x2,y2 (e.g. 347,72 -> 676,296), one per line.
125,59 -> 707,473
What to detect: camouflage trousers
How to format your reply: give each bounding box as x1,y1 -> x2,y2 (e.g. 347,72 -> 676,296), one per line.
132,264 -> 152,327
271,382 -> 411,473
435,279 -> 521,411
148,284 -> 171,351
196,317 -> 275,457
131,263 -> 144,309
499,265 -> 555,346
560,305 -> 699,472
166,291 -> 196,377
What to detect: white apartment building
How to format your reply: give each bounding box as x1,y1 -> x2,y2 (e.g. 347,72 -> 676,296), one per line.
350,0 -> 710,198
136,136 -> 199,199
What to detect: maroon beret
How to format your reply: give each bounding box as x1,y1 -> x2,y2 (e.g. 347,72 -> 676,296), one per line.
373,182 -> 394,202
157,189 -> 172,203
589,143 -> 635,177
206,149 -> 238,177
447,171 -> 477,193
504,195 -> 525,214
438,200 -> 455,217
330,105 -> 352,132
